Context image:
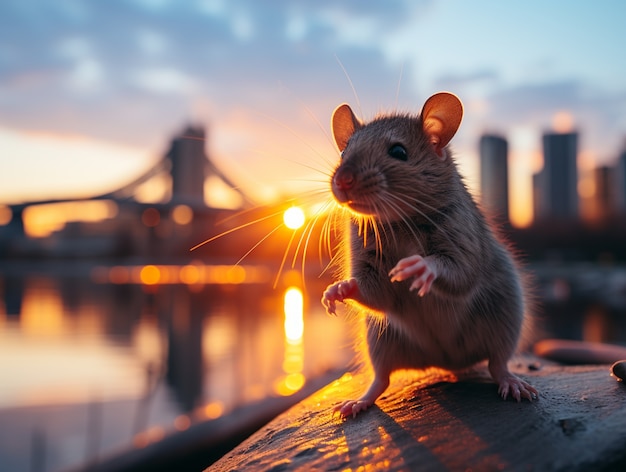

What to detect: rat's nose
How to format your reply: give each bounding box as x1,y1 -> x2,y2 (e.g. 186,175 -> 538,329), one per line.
334,168 -> 354,190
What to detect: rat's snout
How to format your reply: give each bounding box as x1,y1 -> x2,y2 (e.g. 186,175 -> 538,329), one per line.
333,167 -> 355,191
331,166 -> 356,204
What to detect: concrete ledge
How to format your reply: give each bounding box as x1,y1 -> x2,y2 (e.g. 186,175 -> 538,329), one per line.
209,359 -> 626,471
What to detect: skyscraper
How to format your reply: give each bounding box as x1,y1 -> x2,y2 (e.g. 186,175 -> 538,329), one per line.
534,131 -> 579,222
590,165 -> 614,224
615,149 -> 626,215
479,134 -> 509,223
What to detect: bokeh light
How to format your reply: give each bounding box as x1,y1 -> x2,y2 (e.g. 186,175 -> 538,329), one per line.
139,265 -> 161,285
172,204 -> 193,225
0,205 -> 11,225
141,208 -> 160,227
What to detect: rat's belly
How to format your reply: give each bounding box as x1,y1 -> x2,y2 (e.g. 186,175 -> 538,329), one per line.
369,303 -> 492,370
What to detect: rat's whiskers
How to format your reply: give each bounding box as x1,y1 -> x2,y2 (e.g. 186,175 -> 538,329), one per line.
190,209 -> 284,252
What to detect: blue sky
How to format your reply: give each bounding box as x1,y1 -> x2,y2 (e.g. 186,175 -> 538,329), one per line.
1,0 -> 625,225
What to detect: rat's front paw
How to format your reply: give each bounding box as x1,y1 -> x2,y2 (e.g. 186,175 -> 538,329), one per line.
389,255 -> 437,297
322,278 -> 358,315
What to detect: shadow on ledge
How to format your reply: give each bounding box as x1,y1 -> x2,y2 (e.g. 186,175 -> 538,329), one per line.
209,359 -> 626,471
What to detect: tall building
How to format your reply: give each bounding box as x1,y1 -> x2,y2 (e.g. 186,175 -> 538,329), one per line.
534,131 -> 579,222
615,149 -> 626,215
479,134 -> 509,223
590,165 -> 615,224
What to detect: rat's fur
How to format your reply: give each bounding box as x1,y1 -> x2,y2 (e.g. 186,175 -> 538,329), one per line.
322,93 -> 538,418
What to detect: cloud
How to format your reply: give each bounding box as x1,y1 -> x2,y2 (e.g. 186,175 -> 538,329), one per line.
488,81 -> 584,123
435,70 -> 500,91
129,67 -> 198,94
483,81 -> 626,162
0,0 -> 422,149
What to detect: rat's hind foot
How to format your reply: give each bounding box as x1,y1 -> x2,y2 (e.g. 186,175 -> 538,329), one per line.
333,399 -> 374,419
495,373 -> 538,402
333,375 -> 389,419
490,360 -> 538,402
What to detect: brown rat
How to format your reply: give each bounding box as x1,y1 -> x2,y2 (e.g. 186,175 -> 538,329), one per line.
322,92 -> 538,419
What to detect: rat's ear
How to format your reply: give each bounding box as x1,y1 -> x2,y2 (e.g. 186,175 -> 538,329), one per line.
421,92 -> 463,157
331,103 -> 361,152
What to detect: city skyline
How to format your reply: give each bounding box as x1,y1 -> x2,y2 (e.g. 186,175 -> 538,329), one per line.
1,1 -> 626,230
481,127 -> 626,227
3,117 -> 626,245
3,119 -> 626,269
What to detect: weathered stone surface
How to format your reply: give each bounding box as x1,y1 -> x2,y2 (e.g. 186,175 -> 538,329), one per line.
209,360 -> 626,471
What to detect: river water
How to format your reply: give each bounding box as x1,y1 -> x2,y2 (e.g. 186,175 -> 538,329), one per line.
0,261 -> 353,472
1,261 -> 625,471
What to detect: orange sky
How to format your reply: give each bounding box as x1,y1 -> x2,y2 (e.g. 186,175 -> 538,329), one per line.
0,104 -> 597,232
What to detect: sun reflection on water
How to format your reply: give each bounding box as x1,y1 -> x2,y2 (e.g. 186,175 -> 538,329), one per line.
284,287 -> 304,342
274,286 -> 306,396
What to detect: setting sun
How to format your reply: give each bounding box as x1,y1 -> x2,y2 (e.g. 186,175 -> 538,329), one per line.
283,206 -> 305,230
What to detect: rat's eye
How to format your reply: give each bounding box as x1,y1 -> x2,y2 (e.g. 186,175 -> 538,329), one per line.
388,144 -> 408,161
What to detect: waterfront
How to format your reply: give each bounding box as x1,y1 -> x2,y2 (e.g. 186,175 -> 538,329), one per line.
1,261 -> 626,471
0,262 -> 352,472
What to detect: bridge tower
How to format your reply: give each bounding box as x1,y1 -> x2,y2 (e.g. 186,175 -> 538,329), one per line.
168,125 -> 208,206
